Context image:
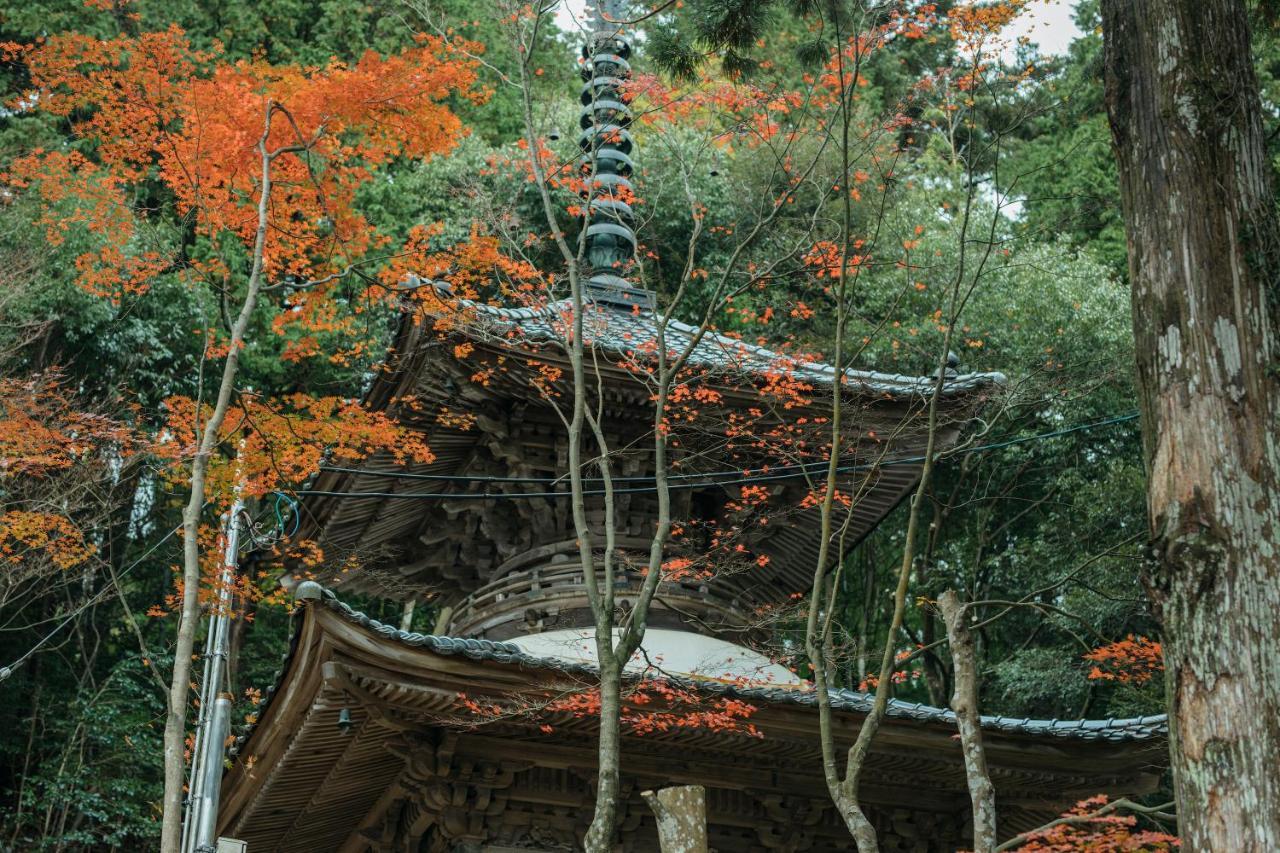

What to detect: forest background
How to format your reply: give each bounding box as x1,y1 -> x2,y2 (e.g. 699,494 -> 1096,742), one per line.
0,0 -> 1272,847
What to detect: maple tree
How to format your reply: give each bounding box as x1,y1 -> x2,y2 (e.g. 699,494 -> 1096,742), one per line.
3,9 -> 479,849
998,795 -> 1178,852
413,0 -> 893,845
770,3 -> 1060,849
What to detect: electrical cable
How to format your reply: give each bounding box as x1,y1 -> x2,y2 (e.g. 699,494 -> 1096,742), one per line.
280,492 -> 300,537
0,520 -> 186,682
0,497 -> 297,682
319,454 -> 852,485
0,413 -> 1141,680
295,412 -> 1140,502
269,491 -> 300,539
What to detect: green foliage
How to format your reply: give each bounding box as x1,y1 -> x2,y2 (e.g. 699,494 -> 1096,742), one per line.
1,654 -> 165,850
989,647 -> 1091,718
0,194 -> 207,407
999,1 -> 1129,272
833,205 -> 1155,719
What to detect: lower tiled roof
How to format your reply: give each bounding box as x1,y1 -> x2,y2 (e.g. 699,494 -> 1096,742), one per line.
232,588 -> 1167,757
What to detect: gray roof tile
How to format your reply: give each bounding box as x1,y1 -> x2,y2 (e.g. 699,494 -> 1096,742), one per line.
411,277 -> 1006,397
232,590 -> 1166,752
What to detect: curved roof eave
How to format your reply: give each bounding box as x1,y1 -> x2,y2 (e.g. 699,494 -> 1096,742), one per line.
403,276 -> 1008,400
231,586 -> 1167,764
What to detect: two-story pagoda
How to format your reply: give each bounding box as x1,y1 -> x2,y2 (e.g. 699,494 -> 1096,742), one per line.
216,5 -> 1167,850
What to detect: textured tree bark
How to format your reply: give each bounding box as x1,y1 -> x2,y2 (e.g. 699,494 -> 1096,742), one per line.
938,591 -> 996,853
642,786 -> 709,853
581,658 -> 623,852
1103,2 -> 1280,849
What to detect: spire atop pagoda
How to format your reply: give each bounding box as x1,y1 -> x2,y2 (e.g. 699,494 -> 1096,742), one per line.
579,0 -> 652,307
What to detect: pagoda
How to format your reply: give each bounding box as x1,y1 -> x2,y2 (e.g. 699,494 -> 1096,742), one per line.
216,5 -> 1168,850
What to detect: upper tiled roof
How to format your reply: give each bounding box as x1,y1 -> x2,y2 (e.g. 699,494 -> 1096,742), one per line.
234,586 -> 1166,756
411,276 -> 1006,398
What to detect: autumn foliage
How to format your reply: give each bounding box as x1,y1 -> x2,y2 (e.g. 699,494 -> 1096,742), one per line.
0,373 -> 137,478
4,26 -> 480,301
156,393 -> 435,502
459,676 -> 762,739
0,0 -> 1188,848
1008,796 -> 1178,852
0,13 -> 486,545
1084,635 -> 1164,685
0,373 -> 138,575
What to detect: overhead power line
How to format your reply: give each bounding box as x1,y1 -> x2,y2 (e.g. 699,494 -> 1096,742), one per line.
0,499 -> 295,683
0,413 -> 1142,680
296,412 -> 1140,502
0,521 -> 186,682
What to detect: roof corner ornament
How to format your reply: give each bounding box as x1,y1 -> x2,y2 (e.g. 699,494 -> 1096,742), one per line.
933,350 -> 961,382
579,0 -> 653,309
294,580 -> 325,602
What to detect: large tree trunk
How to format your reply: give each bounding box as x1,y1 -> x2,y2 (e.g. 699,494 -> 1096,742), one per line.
1103,2 -> 1280,849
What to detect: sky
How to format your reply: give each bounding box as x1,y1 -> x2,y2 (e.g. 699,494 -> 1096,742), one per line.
1003,0 -> 1082,57
555,0 -> 1084,58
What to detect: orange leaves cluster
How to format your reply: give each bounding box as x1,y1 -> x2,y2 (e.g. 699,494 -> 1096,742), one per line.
886,3 -> 939,41
0,373 -> 137,573
0,511 -> 95,571
664,381 -> 725,429
611,679 -> 760,737
936,1 -> 1038,105
1084,635 -> 1164,685
6,24 -> 479,300
759,361 -> 816,410
5,150 -> 170,298
148,521 -> 288,619
808,9 -> 940,112
803,239 -> 868,279
0,373 -> 137,477
858,648 -> 924,691
389,225 -> 549,328
1008,796 -> 1178,852
658,556 -> 710,583
157,393 -> 434,504
435,406 -> 477,431
5,27 -> 207,179
461,677 -> 762,739
627,71 -> 805,143
947,0 -> 1027,55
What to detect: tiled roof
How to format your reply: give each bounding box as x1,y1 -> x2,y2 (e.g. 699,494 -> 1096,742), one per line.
233,587 -> 1167,756
411,277 -> 1006,398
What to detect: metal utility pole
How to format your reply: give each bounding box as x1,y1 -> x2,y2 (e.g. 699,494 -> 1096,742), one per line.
180,497 -> 243,853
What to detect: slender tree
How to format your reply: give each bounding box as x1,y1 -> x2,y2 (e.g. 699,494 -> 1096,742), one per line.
938,590 -> 996,853
6,22 -> 475,849
1103,1 -> 1280,848
439,2 -> 838,845
801,4 -> 1031,848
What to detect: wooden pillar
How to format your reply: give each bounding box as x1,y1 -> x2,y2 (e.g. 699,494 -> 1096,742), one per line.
641,786 -> 708,853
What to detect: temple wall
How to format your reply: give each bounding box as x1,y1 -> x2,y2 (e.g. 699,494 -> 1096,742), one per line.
394,759 -> 969,853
